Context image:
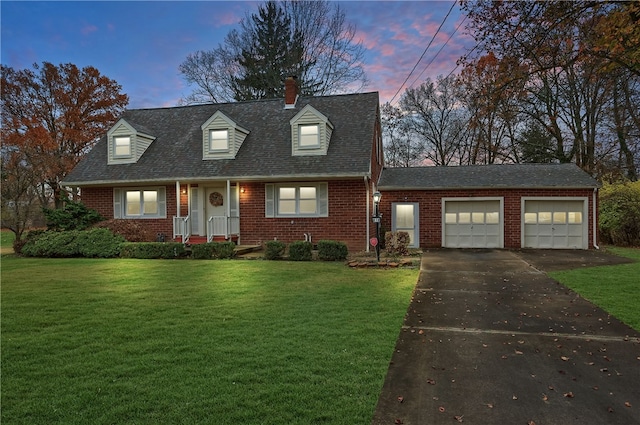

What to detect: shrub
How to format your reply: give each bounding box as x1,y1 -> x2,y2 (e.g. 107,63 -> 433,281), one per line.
21,230 -> 79,257
75,228 -> 125,258
385,231 -> 410,256
94,219 -> 155,242
599,181 -> 640,246
288,241 -> 312,261
317,240 -> 348,261
13,229 -> 45,255
264,240 -> 286,260
212,242 -> 236,259
43,197 -> 103,231
20,229 -> 124,258
191,242 -> 237,260
120,242 -> 186,259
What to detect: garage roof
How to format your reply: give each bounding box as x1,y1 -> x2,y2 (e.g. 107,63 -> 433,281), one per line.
377,163 -> 600,190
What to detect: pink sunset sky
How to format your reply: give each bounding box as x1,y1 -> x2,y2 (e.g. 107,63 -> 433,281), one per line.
1,1 -> 475,108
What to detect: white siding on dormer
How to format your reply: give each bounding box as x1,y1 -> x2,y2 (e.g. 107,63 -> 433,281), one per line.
290,105 -> 333,157
107,119 -> 155,165
201,111 -> 249,160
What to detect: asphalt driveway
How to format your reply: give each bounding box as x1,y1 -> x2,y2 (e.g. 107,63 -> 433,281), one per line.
372,249 -> 640,425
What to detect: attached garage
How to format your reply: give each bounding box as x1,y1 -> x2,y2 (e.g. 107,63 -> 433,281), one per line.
522,198 -> 588,249
377,163 -> 600,250
443,198 -> 502,248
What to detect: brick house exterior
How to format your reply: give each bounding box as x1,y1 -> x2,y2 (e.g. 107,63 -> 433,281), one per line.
377,165 -> 600,250
64,82 -> 599,251
64,82 -> 385,251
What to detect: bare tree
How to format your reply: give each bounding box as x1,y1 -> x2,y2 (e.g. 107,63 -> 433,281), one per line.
381,103 -> 424,167
399,76 -> 469,166
179,0 -> 367,104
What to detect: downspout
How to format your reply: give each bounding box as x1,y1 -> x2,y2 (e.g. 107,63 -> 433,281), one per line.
593,187 -> 599,250
365,176 -> 371,252
175,181 -> 181,217
226,180 -> 231,239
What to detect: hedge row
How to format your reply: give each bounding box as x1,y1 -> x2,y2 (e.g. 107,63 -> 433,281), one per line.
19,230 -> 350,261
264,239 -> 348,261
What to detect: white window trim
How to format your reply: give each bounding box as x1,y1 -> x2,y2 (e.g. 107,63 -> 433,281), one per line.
209,129 -> 229,152
265,182 -> 328,218
113,135 -> 132,158
114,187 -> 167,219
298,124 -> 320,149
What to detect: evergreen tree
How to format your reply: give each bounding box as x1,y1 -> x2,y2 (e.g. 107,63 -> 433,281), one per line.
232,1 -> 305,100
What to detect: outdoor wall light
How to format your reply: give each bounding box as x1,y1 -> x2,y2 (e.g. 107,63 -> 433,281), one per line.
372,191 -> 382,262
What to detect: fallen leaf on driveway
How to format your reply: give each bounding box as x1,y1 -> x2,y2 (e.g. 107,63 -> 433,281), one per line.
394,419 -> 403,424
453,415 -> 464,422
564,392 -> 574,398
542,394 -> 548,401
515,350 -> 524,355
561,356 -> 570,361
486,403 -> 494,408
528,421 -> 536,425
625,401 -> 631,408
397,396 -> 404,403
427,378 -> 436,385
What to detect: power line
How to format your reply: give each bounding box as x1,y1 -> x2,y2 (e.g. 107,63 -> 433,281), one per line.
407,15 -> 468,90
388,1 -> 456,105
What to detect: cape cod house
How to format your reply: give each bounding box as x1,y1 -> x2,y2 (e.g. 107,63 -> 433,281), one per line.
63,78 -> 600,251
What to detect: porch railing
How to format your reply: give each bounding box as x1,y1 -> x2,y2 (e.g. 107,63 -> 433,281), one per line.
207,215 -> 240,242
172,215 -> 191,243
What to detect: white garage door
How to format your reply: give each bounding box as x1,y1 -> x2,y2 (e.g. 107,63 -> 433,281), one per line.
523,200 -> 586,249
443,200 -> 502,248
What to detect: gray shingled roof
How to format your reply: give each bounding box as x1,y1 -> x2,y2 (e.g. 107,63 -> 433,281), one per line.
64,92 -> 379,186
377,163 -> 600,190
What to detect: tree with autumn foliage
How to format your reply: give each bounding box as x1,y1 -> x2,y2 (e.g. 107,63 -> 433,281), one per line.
1,62 -> 128,209
459,0 -> 639,179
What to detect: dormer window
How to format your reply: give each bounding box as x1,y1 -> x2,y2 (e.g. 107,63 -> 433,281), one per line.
114,136 -> 132,157
299,124 -> 320,148
107,119 -> 155,165
290,105 -> 333,156
209,129 -> 229,151
201,111 -> 249,160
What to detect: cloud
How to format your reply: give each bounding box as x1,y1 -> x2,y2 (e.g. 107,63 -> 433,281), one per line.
81,24 -> 98,36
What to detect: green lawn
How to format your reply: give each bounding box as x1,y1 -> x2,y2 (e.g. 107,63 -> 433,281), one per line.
1,256 -> 418,425
549,246 -> 640,331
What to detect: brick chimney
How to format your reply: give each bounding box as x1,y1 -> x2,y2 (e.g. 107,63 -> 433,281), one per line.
284,76 -> 298,109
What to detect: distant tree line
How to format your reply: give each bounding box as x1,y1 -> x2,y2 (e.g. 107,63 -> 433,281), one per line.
383,1 -> 639,181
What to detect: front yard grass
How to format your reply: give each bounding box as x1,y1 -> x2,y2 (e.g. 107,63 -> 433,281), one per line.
549,246 -> 640,331
1,256 -> 418,425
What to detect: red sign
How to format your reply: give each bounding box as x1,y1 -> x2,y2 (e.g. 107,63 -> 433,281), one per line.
370,237 -> 378,247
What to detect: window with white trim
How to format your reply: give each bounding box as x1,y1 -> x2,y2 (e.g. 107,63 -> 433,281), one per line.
299,124 -> 320,148
265,183 -> 328,217
209,129 -> 229,151
114,136 -> 131,157
114,187 -> 166,219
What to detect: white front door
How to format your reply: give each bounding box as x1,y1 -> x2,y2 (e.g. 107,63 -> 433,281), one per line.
443,199 -> 503,248
206,186 -> 227,236
392,203 -> 419,247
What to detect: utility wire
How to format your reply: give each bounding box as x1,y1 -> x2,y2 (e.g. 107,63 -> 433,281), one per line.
388,1 -> 457,105
407,15 -> 468,90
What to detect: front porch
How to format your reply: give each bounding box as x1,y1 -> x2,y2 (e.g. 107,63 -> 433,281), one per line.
172,180 -> 241,244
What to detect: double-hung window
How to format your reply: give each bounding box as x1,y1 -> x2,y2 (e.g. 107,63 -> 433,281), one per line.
209,129 -> 229,151
298,124 -> 320,148
114,136 -> 131,157
265,183 -> 328,217
114,187 -> 166,219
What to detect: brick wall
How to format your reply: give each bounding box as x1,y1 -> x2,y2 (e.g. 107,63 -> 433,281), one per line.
378,188 -> 597,249
240,180 -> 371,251
81,185 -> 178,238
